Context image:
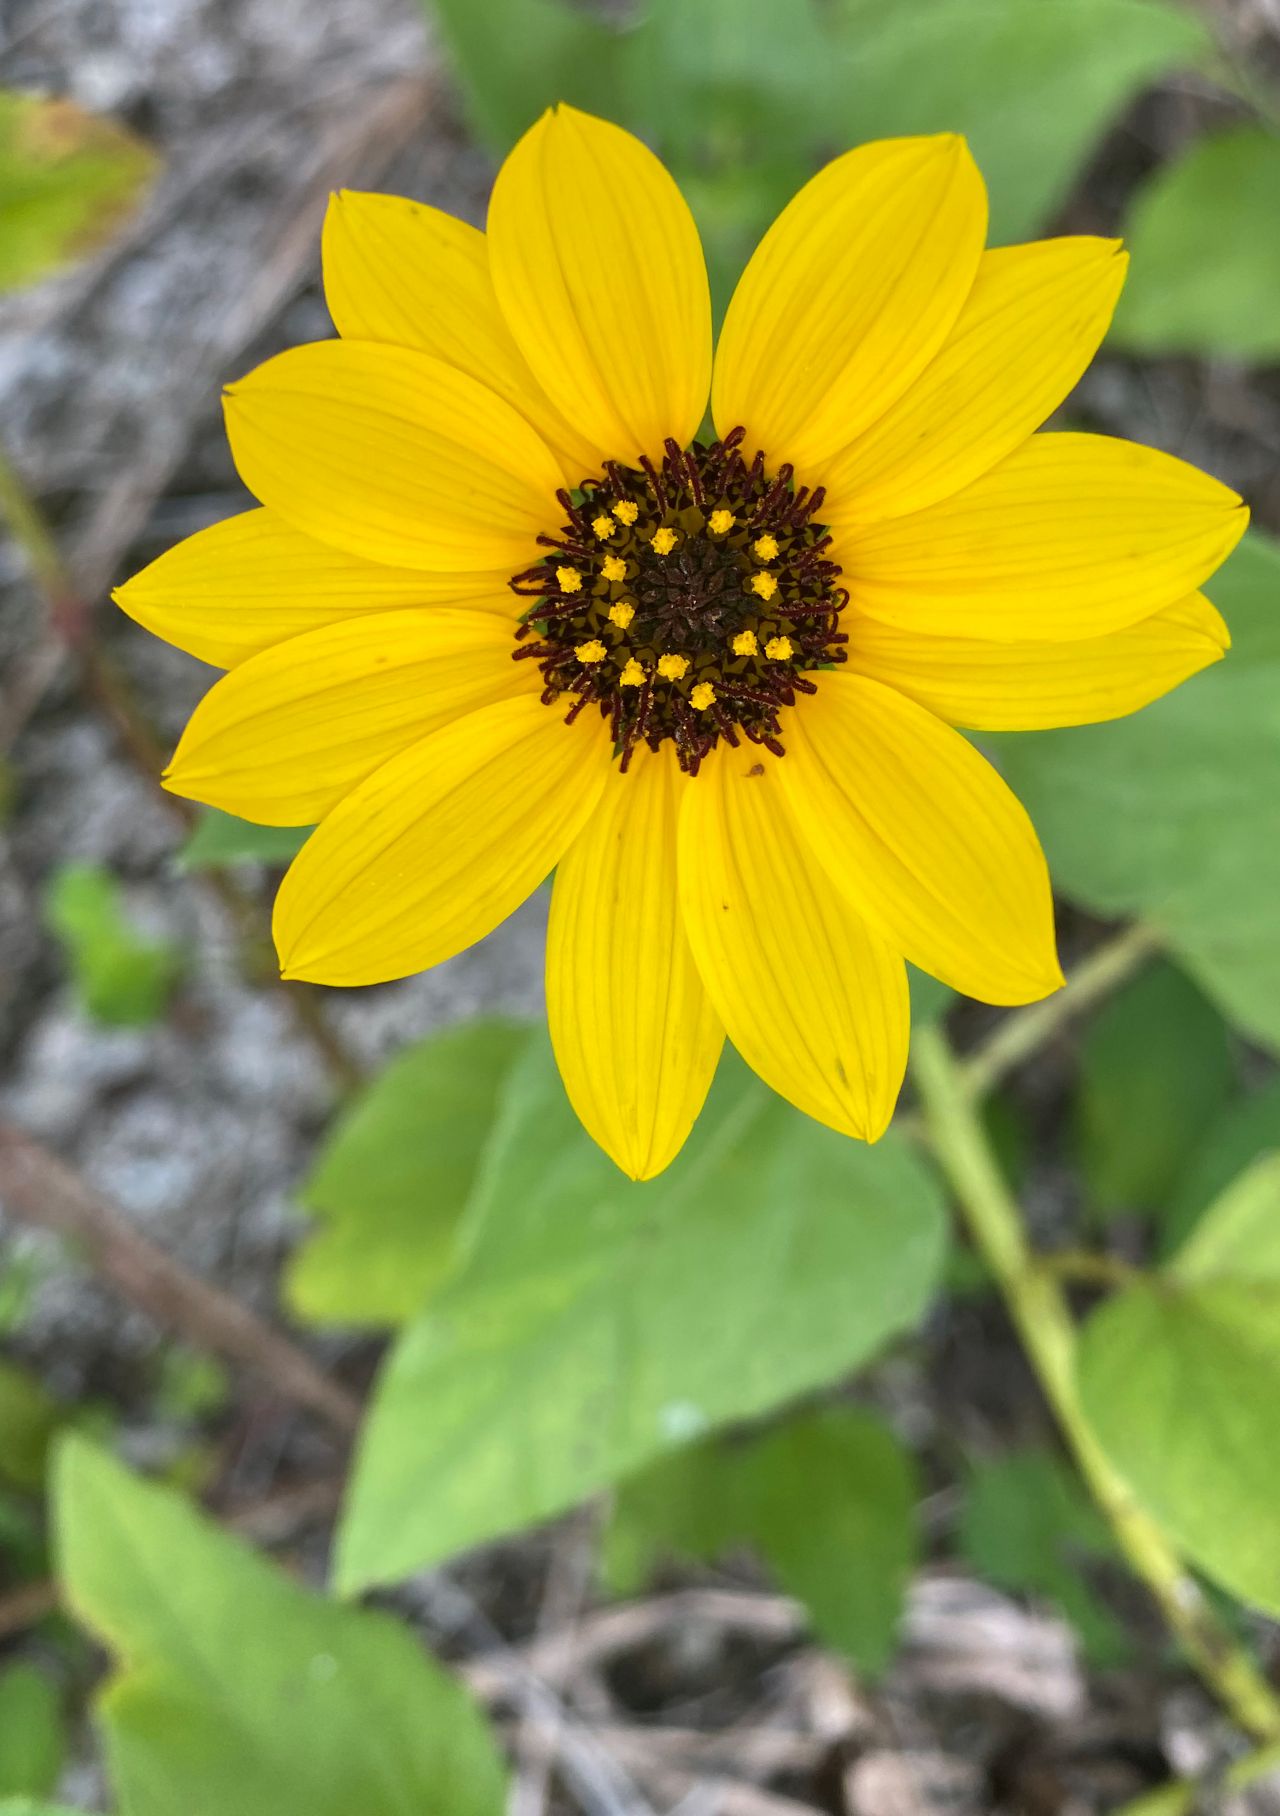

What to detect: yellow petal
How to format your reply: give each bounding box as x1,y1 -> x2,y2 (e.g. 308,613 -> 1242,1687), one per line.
712,135 -> 986,469
677,746 -> 909,1140
113,509 -> 516,669
842,432 -> 1247,640
847,592 -> 1229,731
164,609 -> 530,826
224,340 -> 566,572
274,695 -> 610,986
781,675 -> 1062,1006
321,189 -> 600,478
819,238 -> 1129,527
547,746 -> 724,1180
487,105 -> 711,468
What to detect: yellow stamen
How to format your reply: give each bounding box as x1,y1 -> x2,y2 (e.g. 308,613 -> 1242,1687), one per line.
575,639 -> 606,664
764,635 -> 793,661
601,554 -> 626,583
749,572 -> 778,601
619,658 -> 647,688
556,565 -> 582,594
731,630 -> 759,657
690,682 -> 717,710
657,653 -> 689,681
592,513 -> 616,540
708,508 -> 734,535
651,527 -> 678,556
613,500 -> 639,525
752,533 -> 779,561
608,600 -> 635,628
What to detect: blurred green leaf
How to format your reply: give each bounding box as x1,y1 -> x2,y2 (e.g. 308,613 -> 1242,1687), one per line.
177,808 -> 310,872
1079,1153 -> 1280,1615
152,1349 -> 231,1424
1074,959 -> 1233,1219
1161,1077 -> 1280,1257
44,862 -> 182,1026
605,1407 -> 916,1678
0,1804 -> 81,1816
997,532 -> 1280,1053
0,1667 -> 64,1800
1112,127 -> 1280,361
54,1437 -> 506,1816
427,0 -> 621,149
0,1359 -> 65,1492
338,1041 -> 946,1591
286,1019 -> 533,1329
959,1449 -> 1127,1665
828,0 -> 1209,241
0,91 -> 156,294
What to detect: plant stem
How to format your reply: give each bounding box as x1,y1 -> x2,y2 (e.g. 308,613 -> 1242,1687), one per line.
911,1021 -> 1280,1742
960,920 -> 1162,1102
1116,1737 -> 1280,1816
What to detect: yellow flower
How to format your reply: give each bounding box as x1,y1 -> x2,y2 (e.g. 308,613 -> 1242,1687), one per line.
117,107 -> 1244,1181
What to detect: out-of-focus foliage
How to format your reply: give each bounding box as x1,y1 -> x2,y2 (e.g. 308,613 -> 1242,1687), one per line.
44,862 -> 183,1026
998,533 -> 1280,1054
0,1360 -> 66,1492
336,1040 -> 946,1591
0,91 -> 155,295
287,1019 -> 533,1327
177,807 -> 310,871
1074,960 -> 1233,1219
603,1407 -> 917,1678
1112,127 -> 1280,360
1161,1078 -> 1280,1255
0,1667 -> 65,1801
54,1439 -> 507,1816
426,0 -> 1210,302
959,1449 -> 1127,1665
1080,1153 -> 1280,1615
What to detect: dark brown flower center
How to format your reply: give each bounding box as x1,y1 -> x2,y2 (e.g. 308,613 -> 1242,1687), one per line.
508,427 -> 848,775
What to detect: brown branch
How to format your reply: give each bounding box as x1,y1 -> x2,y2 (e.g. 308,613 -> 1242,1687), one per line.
0,1577 -> 58,1642
0,1119 -> 360,1437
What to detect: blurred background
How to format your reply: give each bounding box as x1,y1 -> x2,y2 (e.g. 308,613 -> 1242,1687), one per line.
2,0 -> 1280,1811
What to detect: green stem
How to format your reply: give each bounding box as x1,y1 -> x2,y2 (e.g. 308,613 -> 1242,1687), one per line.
960,921 -> 1161,1102
911,1021 -> 1280,1743
1117,1737 -> 1280,1816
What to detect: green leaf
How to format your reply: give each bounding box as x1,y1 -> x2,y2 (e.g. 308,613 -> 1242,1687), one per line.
997,531 -> 1280,1052
337,1039 -> 946,1590
958,1449 -> 1127,1665
426,0 -> 622,150
0,1360 -> 65,1491
0,1668 -> 64,1799
827,0 -> 1210,241
1074,959 -> 1233,1218
0,1804 -> 81,1816
44,863 -> 182,1027
54,1438 -> 506,1816
177,808 -> 311,872
1078,1155 -> 1280,1615
286,1019 -> 533,1329
0,91 -> 156,293
1111,127 -> 1280,361
604,1408 -> 916,1679
1162,1078 -> 1280,1257
605,1412 -> 917,1644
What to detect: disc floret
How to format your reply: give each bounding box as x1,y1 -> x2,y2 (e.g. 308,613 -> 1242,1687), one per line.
509,428 -> 848,773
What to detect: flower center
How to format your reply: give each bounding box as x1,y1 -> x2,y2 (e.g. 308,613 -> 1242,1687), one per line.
508,427 -> 848,774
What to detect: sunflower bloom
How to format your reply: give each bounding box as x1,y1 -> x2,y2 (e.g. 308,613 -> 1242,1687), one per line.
117,107 -> 1244,1179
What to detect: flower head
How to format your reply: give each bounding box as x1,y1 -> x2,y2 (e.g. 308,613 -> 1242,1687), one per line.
118,106 -> 1243,1180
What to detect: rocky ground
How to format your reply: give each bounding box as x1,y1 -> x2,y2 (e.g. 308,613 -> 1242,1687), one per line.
3,0 -> 1280,1810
